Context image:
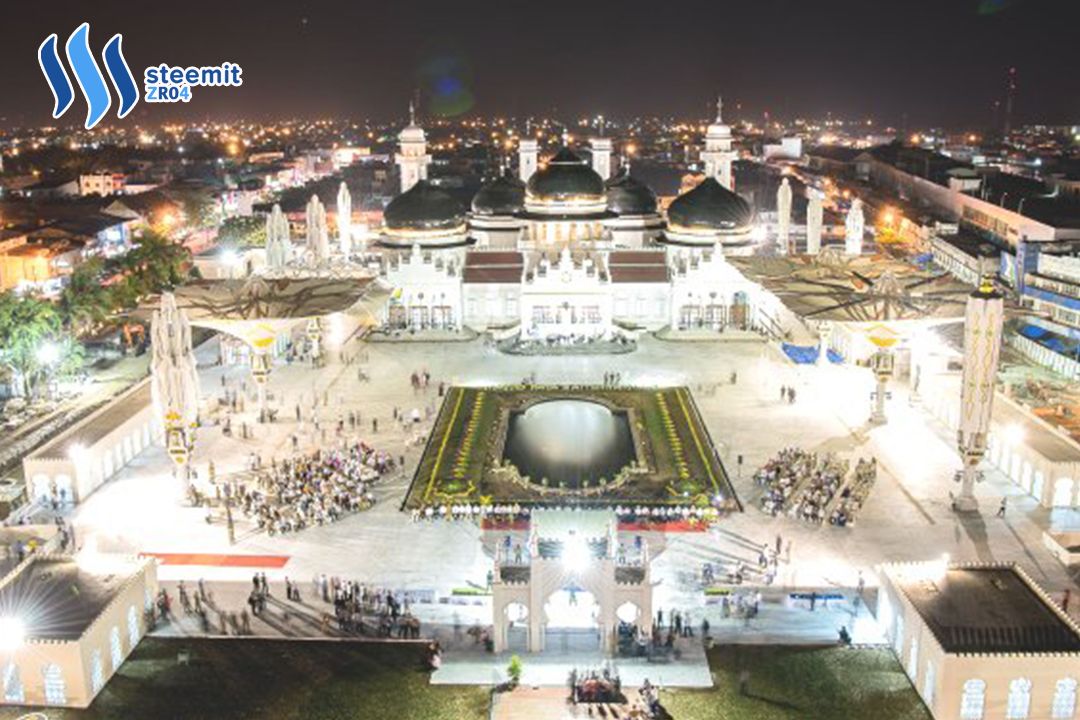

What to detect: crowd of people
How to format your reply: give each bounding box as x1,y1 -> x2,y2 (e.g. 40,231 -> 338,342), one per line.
569,665 -> 622,704
234,442 -> 392,535
756,448 -> 849,524
829,457 -> 878,527
756,448 -> 819,516
315,574 -> 423,639
788,454 -> 847,524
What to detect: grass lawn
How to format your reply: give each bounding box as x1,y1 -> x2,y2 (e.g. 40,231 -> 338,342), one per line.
405,385 -> 737,511
660,645 -> 932,720
0,638 -> 489,720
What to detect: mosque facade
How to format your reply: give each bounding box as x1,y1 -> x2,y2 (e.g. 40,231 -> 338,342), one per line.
378,100 -> 786,341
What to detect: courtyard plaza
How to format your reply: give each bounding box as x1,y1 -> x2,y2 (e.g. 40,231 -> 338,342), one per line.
61,333 -> 1079,652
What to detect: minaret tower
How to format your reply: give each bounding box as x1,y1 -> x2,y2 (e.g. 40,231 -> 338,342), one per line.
590,116 -> 613,180
395,102 -> 431,194
702,95 -> 736,190
518,137 -> 539,183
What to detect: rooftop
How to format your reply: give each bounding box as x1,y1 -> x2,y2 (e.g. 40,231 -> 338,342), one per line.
891,563 -> 1080,654
32,381 -> 152,461
0,556 -> 141,641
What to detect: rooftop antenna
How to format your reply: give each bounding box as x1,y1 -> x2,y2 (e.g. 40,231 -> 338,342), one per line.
408,100 -> 416,126
716,95 -> 723,123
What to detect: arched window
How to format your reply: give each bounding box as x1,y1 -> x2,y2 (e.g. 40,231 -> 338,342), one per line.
923,660 -> 936,708
1007,678 -> 1033,719
110,625 -> 123,670
960,679 -> 986,719
128,605 -> 140,647
42,663 -> 65,705
1053,678 -> 1078,719
90,650 -> 104,693
907,636 -> 919,678
3,662 -> 23,703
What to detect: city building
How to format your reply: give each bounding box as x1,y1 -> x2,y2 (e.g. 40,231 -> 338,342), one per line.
878,560 -> 1080,720
0,554 -> 158,709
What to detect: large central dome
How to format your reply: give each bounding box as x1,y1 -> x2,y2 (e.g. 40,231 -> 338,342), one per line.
384,180 -> 466,233
667,177 -> 753,233
525,148 -> 606,202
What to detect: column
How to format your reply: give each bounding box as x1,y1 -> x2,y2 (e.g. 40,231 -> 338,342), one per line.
955,280 -> 1005,511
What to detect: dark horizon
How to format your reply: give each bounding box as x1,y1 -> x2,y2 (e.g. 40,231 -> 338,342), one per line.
2,0 -> 1079,131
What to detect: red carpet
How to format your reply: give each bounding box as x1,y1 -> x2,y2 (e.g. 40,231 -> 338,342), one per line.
141,552 -> 290,568
618,519 -> 708,533
481,519 -> 530,531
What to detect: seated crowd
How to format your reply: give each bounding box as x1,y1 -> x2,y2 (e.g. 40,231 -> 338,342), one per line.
239,443 -> 392,535
756,448 -> 850,524
829,457 -> 878,527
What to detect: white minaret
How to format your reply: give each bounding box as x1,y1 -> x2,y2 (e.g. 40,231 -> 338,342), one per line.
845,198 -> 865,255
337,181 -> 352,257
777,177 -> 792,255
519,138 -> 539,183
395,102 -> 431,194
954,279 -> 1005,511
806,188 -> 823,255
702,96 -> 736,190
305,194 -> 330,266
265,203 -> 292,270
590,137 -> 613,180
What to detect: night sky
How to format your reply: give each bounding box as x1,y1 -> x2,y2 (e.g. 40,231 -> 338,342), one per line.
3,0 -> 1079,129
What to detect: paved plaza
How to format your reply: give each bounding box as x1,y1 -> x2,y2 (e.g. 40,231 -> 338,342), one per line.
66,332 -> 1080,655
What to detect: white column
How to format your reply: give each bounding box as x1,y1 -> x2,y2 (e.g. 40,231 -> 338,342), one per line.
955,281 -> 1004,511
777,177 -> 792,254
806,189 -> 823,255
845,198 -> 865,255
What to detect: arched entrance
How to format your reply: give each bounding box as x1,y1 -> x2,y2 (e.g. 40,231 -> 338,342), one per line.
503,602 -> 529,653
544,588 -> 600,653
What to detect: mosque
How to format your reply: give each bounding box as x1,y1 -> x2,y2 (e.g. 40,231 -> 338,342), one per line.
377,99 -> 789,341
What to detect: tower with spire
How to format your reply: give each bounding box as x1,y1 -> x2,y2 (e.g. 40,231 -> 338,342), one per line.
396,101 -> 432,194
701,95 -> 736,191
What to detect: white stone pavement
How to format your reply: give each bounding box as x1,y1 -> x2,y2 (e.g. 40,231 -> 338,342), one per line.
65,334 -> 1079,647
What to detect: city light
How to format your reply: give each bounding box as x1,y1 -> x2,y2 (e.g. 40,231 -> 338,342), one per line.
36,341 -> 60,366
0,617 -> 26,652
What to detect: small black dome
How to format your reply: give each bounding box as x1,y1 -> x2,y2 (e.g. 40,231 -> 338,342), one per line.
526,147 -> 606,201
471,171 -> 525,215
606,170 -> 658,215
384,180 -> 466,232
667,177 -> 753,232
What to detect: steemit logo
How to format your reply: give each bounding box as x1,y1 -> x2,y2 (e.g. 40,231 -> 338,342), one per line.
38,22 -> 244,130
38,23 -> 138,130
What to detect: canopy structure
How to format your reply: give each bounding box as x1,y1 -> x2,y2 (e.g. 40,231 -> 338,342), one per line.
166,276 -> 385,411
728,250 -> 975,324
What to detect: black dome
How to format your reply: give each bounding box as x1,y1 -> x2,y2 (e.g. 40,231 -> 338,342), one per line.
384,180 -> 466,232
471,171 -> 525,215
667,177 -> 753,231
606,170 -> 658,215
525,148 -> 606,201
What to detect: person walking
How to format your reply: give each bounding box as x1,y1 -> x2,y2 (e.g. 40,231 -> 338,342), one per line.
996,497 -> 1007,518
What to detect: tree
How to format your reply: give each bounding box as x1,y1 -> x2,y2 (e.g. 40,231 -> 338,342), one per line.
58,257 -> 114,336
0,293 -> 64,398
109,229 -> 192,305
217,216 -> 266,248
